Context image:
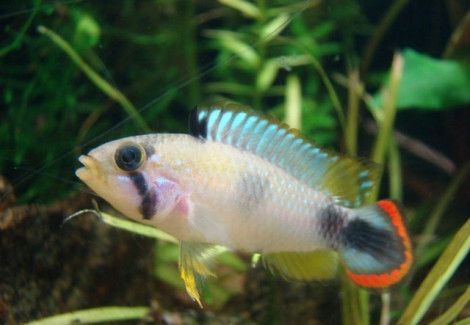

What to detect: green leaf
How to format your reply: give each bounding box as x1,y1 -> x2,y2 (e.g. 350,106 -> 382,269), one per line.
23,306 -> 149,325
256,59 -> 279,93
73,10 -> 101,50
219,0 -> 261,19
259,14 -> 290,42
217,36 -> 260,68
398,216 -> 470,325
373,48 -> 470,110
428,286 -> 470,325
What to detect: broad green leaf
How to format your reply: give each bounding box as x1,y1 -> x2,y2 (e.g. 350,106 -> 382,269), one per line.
373,48 -> 470,110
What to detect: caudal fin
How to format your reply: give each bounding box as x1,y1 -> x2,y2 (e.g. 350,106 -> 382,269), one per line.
338,200 -> 412,288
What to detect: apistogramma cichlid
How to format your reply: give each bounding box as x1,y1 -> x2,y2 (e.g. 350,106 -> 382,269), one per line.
76,101 -> 413,306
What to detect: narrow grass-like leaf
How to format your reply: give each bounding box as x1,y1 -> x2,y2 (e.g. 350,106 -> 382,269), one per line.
428,286 -> 470,325
0,0 -> 40,57
398,216 -> 470,325
306,53 -> 346,133
218,36 -> 260,68
260,14 -> 290,42
37,25 -> 150,132
415,162 -> 470,260
454,317 -> 470,325
23,306 -> 149,325
256,59 -> 280,93
66,208 -> 178,243
219,0 -> 261,18
285,74 -> 301,129
345,69 -> 362,155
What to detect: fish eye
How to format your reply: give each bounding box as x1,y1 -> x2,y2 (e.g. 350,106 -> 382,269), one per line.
114,143 -> 145,172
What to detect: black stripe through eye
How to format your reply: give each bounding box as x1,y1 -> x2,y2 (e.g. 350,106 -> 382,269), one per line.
130,172 -> 147,197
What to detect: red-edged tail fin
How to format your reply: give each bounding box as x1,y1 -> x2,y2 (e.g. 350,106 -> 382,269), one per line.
338,200 -> 413,288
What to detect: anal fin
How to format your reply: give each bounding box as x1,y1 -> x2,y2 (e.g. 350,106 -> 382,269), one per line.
262,250 -> 340,282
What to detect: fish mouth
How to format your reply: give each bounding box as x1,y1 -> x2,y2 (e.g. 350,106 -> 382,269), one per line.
76,155 -> 98,181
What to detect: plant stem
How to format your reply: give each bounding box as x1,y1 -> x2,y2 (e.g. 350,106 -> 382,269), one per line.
414,162 -> 470,259
361,0 -> 412,75
307,54 -> 346,134
380,293 -> 391,325
181,0 -> 201,104
285,74 -> 302,129
0,0 -> 41,57
388,137 -> 403,202
345,69 -> 362,155
371,53 -> 404,184
398,216 -> 470,325
23,306 -> 149,325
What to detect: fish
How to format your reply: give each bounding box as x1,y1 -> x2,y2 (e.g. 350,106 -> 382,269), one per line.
75,101 -> 413,306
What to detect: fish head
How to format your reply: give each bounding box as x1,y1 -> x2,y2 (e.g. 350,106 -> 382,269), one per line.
76,135 -> 188,226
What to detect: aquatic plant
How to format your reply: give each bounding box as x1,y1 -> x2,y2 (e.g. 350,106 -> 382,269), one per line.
2,0 -> 469,324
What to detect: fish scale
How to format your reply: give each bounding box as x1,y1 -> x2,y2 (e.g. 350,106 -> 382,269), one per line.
76,101 -> 413,306
166,136 -> 332,252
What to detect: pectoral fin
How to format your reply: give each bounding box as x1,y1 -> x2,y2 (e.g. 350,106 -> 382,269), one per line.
262,250 -> 340,281
179,241 -> 227,307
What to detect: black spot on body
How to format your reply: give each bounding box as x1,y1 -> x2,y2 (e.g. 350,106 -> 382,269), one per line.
189,107 -> 207,139
130,172 -> 158,220
341,219 -> 405,264
239,173 -> 269,214
319,204 -> 346,247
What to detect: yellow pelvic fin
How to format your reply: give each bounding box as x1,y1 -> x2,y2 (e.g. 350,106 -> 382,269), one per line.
179,241 -> 227,307
262,250 -> 340,281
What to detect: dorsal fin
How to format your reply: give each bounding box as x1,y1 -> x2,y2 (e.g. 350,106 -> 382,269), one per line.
189,101 -> 380,207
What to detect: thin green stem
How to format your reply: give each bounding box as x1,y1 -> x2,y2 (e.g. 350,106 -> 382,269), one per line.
361,0 -> 412,75
428,286 -> 470,325
345,53 -> 404,325
24,306 -> 149,325
181,0 -> 201,104
345,69 -> 362,155
388,137 -> 403,202
307,54 -> 346,134
380,293 -> 391,325
371,53 -> 404,186
398,217 -> 470,325
414,162 -> 470,259
37,25 -> 150,132
285,74 -> 302,129
0,0 -> 41,57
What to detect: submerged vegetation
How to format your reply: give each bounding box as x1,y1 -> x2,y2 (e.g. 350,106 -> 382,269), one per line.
1,0 -> 469,324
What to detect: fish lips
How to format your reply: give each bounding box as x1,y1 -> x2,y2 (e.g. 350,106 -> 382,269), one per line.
76,155 -> 100,182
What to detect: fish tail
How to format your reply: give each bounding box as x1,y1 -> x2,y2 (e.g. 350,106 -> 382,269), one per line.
338,200 -> 413,288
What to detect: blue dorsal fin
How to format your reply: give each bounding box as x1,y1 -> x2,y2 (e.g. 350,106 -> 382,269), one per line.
189,101 -> 380,207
